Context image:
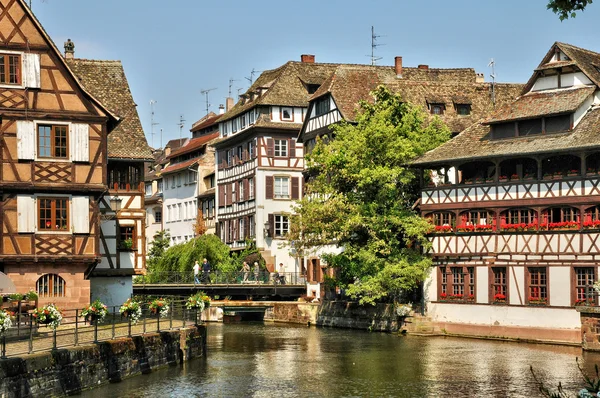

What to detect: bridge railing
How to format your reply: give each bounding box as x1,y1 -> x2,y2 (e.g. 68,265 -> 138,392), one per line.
134,271 -> 306,286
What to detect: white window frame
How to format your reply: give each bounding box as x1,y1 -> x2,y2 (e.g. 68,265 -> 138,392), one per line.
239,180 -> 245,201
274,139 -> 288,157
239,218 -> 245,240
274,214 -> 289,237
248,178 -> 255,199
274,176 -> 290,199
281,107 -> 293,121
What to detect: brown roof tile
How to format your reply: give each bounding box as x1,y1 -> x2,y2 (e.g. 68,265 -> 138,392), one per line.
67,59 -> 152,160
168,132 -> 219,159
190,112 -> 220,132
161,158 -> 200,175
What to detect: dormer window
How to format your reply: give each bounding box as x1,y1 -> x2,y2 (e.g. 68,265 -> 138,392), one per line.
491,114 -> 572,139
307,84 -> 320,94
456,104 -> 471,116
281,107 -> 293,121
430,104 -> 444,115
315,97 -> 330,116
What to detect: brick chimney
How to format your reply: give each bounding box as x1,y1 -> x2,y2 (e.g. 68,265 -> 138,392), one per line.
219,104 -> 225,114
418,64 -> 429,70
301,54 -> 315,63
476,73 -> 485,83
64,39 -> 75,59
226,97 -> 234,112
395,56 -> 403,78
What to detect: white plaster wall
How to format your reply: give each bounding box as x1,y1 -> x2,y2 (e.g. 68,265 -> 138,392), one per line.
429,303 -> 580,329
509,266 -> 525,305
574,92 -> 595,127
476,266 -> 488,304
549,267 -> 571,307
561,72 -> 593,87
424,267 -> 437,304
532,75 -> 558,91
90,277 -> 132,309
163,176 -> 198,244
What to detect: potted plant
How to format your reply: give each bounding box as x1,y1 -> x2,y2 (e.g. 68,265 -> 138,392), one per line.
25,290 -> 38,305
528,297 -> 547,306
0,309 -> 12,334
119,299 -> 142,324
567,169 -> 579,177
493,293 -> 506,304
523,173 -> 535,181
8,293 -> 23,307
449,294 -> 463,301
575,298 -> 595,307
464,178 -> 474,185
466,294 -> 475,302
120,238 -> 133,250
587,167 -> 597,176
553,171 -> 563,180
475,177 -> 485,184
510,173 -> 519,181
434,225 -> 453,233
499,175 -> 508,183
33,304 -> 63,330
543,173 -> 553,180
149,297 -> 169,318
186,292 -> 211,312
485,176 -> 494,183
583,220 -> 600,229
395,303 -> 412,318
439,292 -> 448,301
81,299 -> 109,324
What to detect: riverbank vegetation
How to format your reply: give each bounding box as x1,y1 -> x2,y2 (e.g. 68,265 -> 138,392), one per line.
288,86 -> 450,305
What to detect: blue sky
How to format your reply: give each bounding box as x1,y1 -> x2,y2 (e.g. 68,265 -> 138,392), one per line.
31,0 -> 600,148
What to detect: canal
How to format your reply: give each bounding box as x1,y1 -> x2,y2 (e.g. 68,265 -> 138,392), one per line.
80,323 -> 599,397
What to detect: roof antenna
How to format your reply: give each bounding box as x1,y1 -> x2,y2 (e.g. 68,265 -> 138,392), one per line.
245,68 -> 260,85
200,88 -> 217,116
370,26 -> 385,65
236,87 -> 244,97
228,78 -> 238,98
177,115 -> 186,141
488,58 -> 496,106
150,100 -> 159,148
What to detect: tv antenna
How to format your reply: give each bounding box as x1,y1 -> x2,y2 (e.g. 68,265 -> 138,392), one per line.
236,87 -> 244,97
200,88 -> 217,116
177,115 -> 186,141
488,58 -> 496,106
245,68 -> 260,85
370,26 -> 385,65
150,100 -> 159,148
228,79 -> 238,97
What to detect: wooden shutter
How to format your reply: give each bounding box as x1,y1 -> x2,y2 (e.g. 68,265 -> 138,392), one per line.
231,182 -> 237,204
22,53 -> 41,89
244,216 -> 249,239
232,219 -> 237,241
289,139 -> 296,158
218,151 -> 224,169
72,196 -> 90,233
70,124 -> 89,162
265,176 -> 274,199
17,195 -> 35,233
291,177 -> 300,200
266,138 -> 274,157
219,185 -> 226,207
244,179 -> 249,201
17,120 -> 35,160
268,214 -> 274,238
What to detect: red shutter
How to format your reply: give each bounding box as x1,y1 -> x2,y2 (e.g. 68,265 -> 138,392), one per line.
289,139 -> 296,158
265,176 -> 274,199
291,177 -> 299,200
267,138 -> 274,157
219,185 -> 226,207
268,213 -> 274,237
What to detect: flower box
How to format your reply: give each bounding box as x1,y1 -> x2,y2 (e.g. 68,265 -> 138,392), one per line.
575,299 -> 596,307
475,178 -> 485,184
523,174 -> 535,180
584,220 -> 600,229
499,176 -> 508,183
434,225 -> 453,233
510,174 -> 519,181
493,293 -> 506,304
485,178 -> 494,183
553,173 -> 563,180
439,293 -> 448,301
528,296 -> 547,306
547,221 -> 580,231
464,180 -> 474,185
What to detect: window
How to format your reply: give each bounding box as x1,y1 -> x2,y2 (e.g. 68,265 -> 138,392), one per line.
546,114 -> 571,134
518,119 -> 542,136
178,203 -> 182,220
177,174 -> 182,187
491,267 -> 507,302
500,208 -> 536,226
241,114 -> 246,129
456,104 -> 471,115
281,107 -> 293,121
248,140 -> 255,159
275,215 -> 289,237
492,115 -> 573,139
491,122 -> 516,139
248,178 -> 255,199
0,53 -> 20,85
239,180 -> 245,202
249,110 -> 255,125
108,164 -> 141,191
541,207 -> 580,229
249,215 -> 255,237
315,97 -> 330,116
274,176 -> 290,199
274,139 -> 288,157
239,218 -> 245,240
38,197 -> 68,231
119,226 -> 136,249
36,274 -> 66,298
154,208 -> 162,223
458,210 -> 495,230
227,150 -> 233,166
439,266 -> 475,301
428,212 -> 455,232
232,118 -> 238,133
37,125 -> 68,159
145,183 -> 152,196
430,104 -> 444,115
452,267 -> 464,297
528,267 -> 547,304
231,182 -> 236,203
237,146 -> 243,163
575,267 -> 595,305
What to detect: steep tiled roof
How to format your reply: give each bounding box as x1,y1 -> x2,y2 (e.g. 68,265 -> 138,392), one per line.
161,158 -> 199,175
168,132 -> 219,159
191,112 -> 220,132
485,86 -> 595,124
67,59 -> 152,160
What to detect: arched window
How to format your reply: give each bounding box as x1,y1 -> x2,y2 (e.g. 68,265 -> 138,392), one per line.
541,206 -> 580,230
36,274 -> 66,298
500,208 -> 537,231
458,161 -> 495,184
541,154 -> 581,179
584,205 -> 600,228
499,158 -> 537,181
458,210 -> 495,232
427,212 -> 455,233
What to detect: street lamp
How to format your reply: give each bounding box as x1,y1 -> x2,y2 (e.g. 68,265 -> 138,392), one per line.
263,221 -> 270,238
110,196 -> 122,212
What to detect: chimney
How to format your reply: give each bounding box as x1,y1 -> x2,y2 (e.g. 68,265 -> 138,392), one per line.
418,64 -> 429,70
64,39 -> 75,59
476,73 -> 485,83
301,54 -> 315,63
218,104 -> 225,115
395,56 -> 403,78
226,97 -> 234,112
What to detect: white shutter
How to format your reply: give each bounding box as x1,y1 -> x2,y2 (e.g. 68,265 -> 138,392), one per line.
17,195 -> 35,233
72,196 -> 90,234
22,53 -> 41,89
70,124 -> 89,162
16,120 -> 35,160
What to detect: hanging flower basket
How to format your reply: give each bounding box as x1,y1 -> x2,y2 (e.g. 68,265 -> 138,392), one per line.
33,304 -> 63,330
186,292 -> 211,311
81,300 -> 109,323
119,299 -> 142,324
0,309 -> 13,333
149,298 -> 169,318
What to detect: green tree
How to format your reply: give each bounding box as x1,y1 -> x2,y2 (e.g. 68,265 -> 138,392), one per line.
547,0 -> 593,20
147,229 -> 171,270
289,86 -> 450,305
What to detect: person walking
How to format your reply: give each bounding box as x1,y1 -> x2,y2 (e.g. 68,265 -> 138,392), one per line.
242,261 -> 250,283
202,258 -> 211,284
278,262 -> 286,285
253,262 -> 260,284
193,260 -> 200,284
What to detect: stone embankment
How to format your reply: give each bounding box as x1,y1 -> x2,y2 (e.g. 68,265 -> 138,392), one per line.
316,301 -> 400,332
0,325 -> 206,398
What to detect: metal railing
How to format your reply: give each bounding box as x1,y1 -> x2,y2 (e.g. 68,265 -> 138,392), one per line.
0,299 -> 203,359
134,271 -> 306,286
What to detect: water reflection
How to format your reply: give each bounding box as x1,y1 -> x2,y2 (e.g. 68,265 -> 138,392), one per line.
79,323 -> 600,398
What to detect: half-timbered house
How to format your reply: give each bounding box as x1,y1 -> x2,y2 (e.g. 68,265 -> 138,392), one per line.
0,0 -> 120,307
67,55 -> 153,307
296,57 -> 523,291
413,42 -> 600,343
215,55 -> 337,273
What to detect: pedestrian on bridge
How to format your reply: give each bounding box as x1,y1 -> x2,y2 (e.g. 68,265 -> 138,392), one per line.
193,260 -> 200,284
202,258 -> 211,284
242,261 -> 250,282
253,262 -> 260,284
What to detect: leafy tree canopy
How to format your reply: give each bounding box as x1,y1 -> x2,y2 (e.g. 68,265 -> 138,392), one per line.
289,86 -> 450,305
547,0 -> 593,20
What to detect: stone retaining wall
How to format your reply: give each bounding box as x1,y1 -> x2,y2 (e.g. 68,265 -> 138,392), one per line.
316,301 -> 399,332
0,325 -> 206,398
264,302 -> 319,324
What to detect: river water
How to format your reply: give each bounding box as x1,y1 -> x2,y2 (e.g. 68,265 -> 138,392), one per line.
80,322 -> 600,397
